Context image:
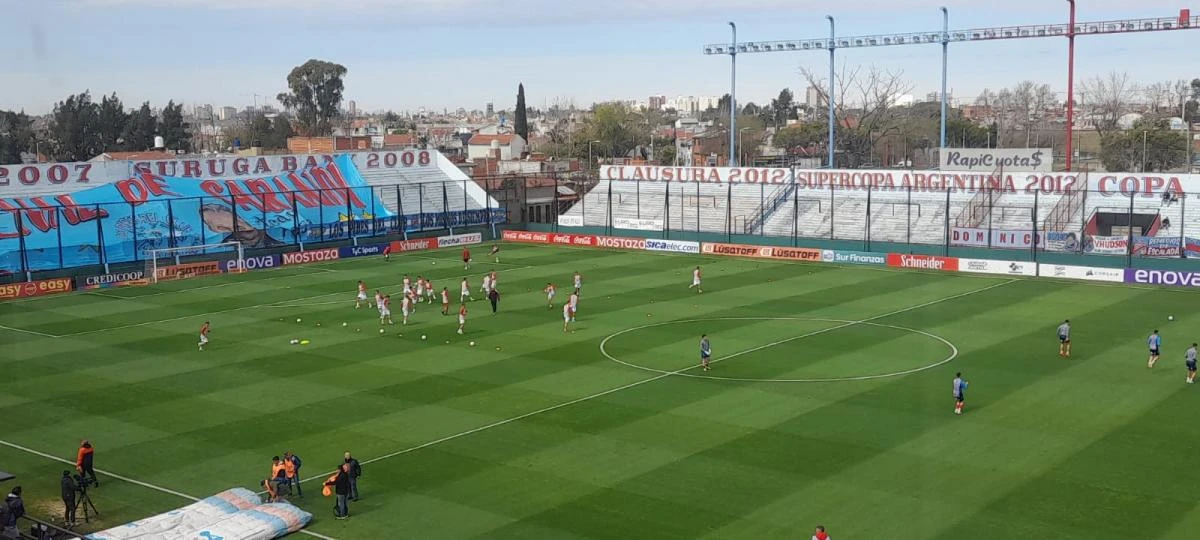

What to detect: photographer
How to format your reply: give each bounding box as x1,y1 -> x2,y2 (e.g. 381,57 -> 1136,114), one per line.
61,472 -> 77,527
2,486 -> 23,538
76,440 -> 97,487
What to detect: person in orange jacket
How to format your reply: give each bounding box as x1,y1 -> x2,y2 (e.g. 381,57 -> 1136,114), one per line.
269,457 -> 288,499
76,440 -> 97,487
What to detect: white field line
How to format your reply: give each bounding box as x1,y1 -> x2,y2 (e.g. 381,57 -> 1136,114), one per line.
0,323 -> 58,338
293,278 -> 1015,486
0,439 -> 338,540
49,264 -> 535,338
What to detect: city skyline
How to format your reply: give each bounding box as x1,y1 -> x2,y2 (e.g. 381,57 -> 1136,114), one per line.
2,0 -> 1196,115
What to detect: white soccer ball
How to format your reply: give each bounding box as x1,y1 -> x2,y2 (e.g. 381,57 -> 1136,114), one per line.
1169,315 -> 1175,321
296,318 -> 302,323
289,339 -> 298,345
469,341 -> 476,346
421,334 -> 427,340
432,261 -> 437,265
380,328 -> 385,334
342,322 -> 348,327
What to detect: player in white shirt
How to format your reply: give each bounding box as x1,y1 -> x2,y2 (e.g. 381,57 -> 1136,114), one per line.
544,283 -> 556,308
563,303 -> 573,332
689,266 -> 702,293
379,295 -> 393,325
415,276 -> 426,302
374,290 -> 385,314
573,271 -> 582,295
402,275 -> 412,296
441,287 -> 451,315
401,294 -> 412,325
460,278 -> 473,303
355,280 -> 368,309
488,270 -> 498,292
481,273 -> 492,295
568,292 -> 579,322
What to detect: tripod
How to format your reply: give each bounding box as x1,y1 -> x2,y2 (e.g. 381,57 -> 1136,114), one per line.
75,487 -> 99,523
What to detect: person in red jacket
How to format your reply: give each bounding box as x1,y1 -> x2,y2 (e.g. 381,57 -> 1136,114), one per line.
812,525 -> 830,540
75,440 -> 97,487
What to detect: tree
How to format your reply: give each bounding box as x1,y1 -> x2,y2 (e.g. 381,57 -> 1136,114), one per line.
741,102 -> 761,117
655,143 -> 677,166
1079,71 -> 1139,135
49,91 -> 102,161
276,59 -> 348,136
945,116 -> 996,148
1098,118 -> 1186,172
514,83 -> 529,144
772,123 -> 826,153
97,93 -> 127,152
770,88 -> 797,128
121,102 -> 157,152
158,100 -> 190,150
800,65 -> 915,168
0,110 -> 36,165
573,102 -> 649,161
269,116 -> 294,149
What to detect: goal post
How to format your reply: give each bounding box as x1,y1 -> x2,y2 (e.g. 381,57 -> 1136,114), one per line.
145,242 -> 243,283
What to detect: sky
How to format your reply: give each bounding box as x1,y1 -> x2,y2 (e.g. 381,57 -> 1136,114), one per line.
1,0 -> 1196,115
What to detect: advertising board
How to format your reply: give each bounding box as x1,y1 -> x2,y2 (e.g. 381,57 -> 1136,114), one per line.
1124,269 -> 1200,287
1131,236 -> 1181,258
338,244 -> 388,258
1037,264 -> 1124,282
156,261 -> 222,280
437,233 -> 483,248
938,148 -> 1053,172
951,227 -> 1042,249
613,217 -> 664,232
644,239 -> 700,254
886,253 -> 959,272
957,258 -> 1037,277
0,277 -> 73,299
701,242 -> 821,262
557,214 -> 583,227
1084,235 -> 1129,255
224,254 -> 281,273
387,238 -> 436,253
282,248 -> 340,265
78,270 -> 148,289
820,250 -> 887,266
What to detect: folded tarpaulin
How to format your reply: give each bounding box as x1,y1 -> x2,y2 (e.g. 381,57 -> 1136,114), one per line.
86,488 -> 311,540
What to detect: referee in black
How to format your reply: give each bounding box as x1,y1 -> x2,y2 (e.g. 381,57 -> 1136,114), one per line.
488,287 -> 501,315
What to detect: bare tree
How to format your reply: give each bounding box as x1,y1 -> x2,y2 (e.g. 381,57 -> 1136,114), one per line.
1143,82 -> 1174,116
1079,71 -> 1139,135
800,64 -> 914,168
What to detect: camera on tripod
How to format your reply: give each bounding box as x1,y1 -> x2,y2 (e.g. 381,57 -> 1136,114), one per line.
73,474 -> 95,492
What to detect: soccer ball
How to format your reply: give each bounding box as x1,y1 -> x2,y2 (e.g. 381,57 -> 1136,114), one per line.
356,328 -> 361,333
296,318 -> 302,323
289,339 -> 299,345
1169,315 -> 1175,321
469,341 -> 476,346
342,322 -> 347,327
421,334 -> 427,340
380,328 -> 385,334
432,261 -> 437,265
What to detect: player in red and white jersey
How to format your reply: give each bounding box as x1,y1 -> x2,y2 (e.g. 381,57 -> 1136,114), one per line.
689,266 -> 702,293
355,280 -> 368,309
441,287 -> 451,315
402,275 -> 412,296
544,283 -> 556,308
480,273 -> 491,295
198,321 -> 210,351
568,292 -> 579,322
457,303 -> 468,334
572,271 -> 582,295
424,278 -> 436,303
490,244 -> 500,263
563,303 -> 573,333
415,276 -> 427,303
380,295 -> 393,325
489,270 -> 498,291
374,290 -> 384,312
460,278 -> 472,303
401,294 -> 413,325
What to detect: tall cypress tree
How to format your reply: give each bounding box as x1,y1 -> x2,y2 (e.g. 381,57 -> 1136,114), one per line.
514,83 -> 529,144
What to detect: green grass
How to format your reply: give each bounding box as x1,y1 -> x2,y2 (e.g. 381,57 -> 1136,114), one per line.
3,242 -> 1200,539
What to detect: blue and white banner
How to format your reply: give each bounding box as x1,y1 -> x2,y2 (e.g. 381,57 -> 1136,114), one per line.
645,238 -> 699,254
821,250 -> 886,266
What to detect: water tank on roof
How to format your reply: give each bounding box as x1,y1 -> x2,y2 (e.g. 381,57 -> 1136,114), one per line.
153,135 -> 165,149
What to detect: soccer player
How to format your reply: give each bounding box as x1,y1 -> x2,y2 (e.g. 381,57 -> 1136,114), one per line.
374,290 -> 384,313
544,282 -> 556,308
490,244 -> 500,263
382,244 -> 392,261
198,321 -> 210,351
415,276 -> 426,303
700,334 -> 712,371
1057,319 -> 1071,357
401,293 -> 413,325
481,273 -> 492,295
568,291 -> 579,322
489,270 -> 498,292
460,278 -> 472,303
457,303 -> 468,334
812,525 -> 830,540
441,287 -> 451,315
1148,330 -> 1162,368
573,271 -> 583,295
953,372 -> 968,415
355,280 -> 368,309
402,275 -> 412,297
424,278 -> 436,303
380,294 -> 393,325
562,303 -> 573,333
689,266 -> 702,293
1186,343 -> 1197,384
462,247 -> 472,270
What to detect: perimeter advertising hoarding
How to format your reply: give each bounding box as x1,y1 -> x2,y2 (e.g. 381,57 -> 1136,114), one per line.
0,277 -> 73,299
1037,264 -> 1124,283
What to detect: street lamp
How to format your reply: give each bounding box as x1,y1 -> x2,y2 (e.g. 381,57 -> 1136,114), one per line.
588,140 -> 601,175
825,15 -> 836,169
729,21 -> 738,166
1142,130 -> 1149,172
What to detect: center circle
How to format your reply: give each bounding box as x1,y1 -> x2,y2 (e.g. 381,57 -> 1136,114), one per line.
598,317 -> 958,383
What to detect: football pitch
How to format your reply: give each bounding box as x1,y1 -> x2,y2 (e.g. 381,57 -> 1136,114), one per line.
3,242 -> 1200,539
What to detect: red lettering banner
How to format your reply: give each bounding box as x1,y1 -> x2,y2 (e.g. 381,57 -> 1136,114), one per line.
0,278 -> 74,300
886,253 -> 960,272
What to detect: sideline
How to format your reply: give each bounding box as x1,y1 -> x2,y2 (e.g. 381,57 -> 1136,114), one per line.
0,439 -> 337,540
294,278 -> 1013,486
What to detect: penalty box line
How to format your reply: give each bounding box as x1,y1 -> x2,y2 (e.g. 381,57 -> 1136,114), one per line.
0,439 -> 338,540
295,278 -> 1016,486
